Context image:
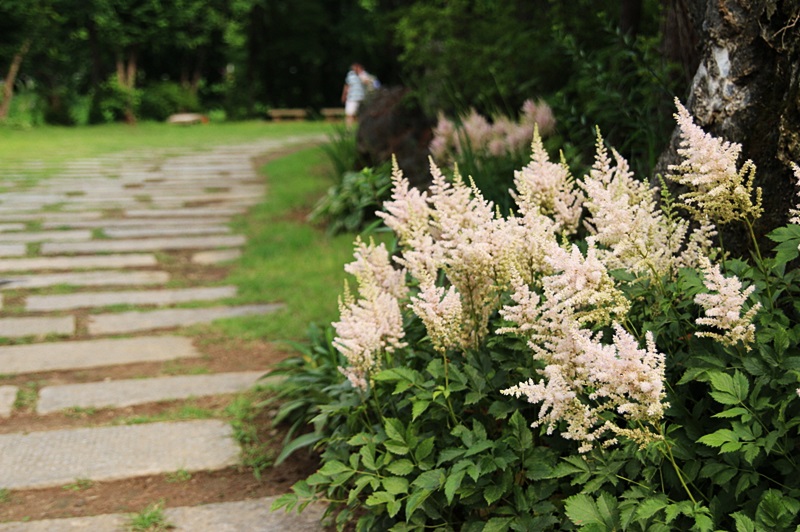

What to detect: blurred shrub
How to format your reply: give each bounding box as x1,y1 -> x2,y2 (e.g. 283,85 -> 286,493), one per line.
139,82 -> 200,122
95,77 -> 140,123
321,125 -> 358,182
309,166 -> 392,235
551,22 -> 684,177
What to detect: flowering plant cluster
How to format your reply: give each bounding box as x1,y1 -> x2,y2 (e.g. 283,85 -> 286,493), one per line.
275,101 -> 800,531
429,99 -> 556,163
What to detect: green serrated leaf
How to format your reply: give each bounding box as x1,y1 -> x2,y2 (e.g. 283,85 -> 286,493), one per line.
634,496 -> 668,520
483,517 -> 514,532
366,490 -> 394,507
384,418 -> 406,443
444,468 -> 466,504
386,498 -> 402,518
732,512 -> 756,532
360,446 -> 376,471
464,439 -> 494,457
318,460 -> 350,476
565,494 -> 603,526
484,483 -> 506,505
346,432 -> 372,446
412,469 -> 445,490
383,476 -> 409,495
414,437 -> 435,462
271,491 -> 298,512
405,489 -> 432,521
386,459 -> 415,476
384,441 -> 410,455
712,407 -> 750,419
698,429 -> 737,448
411,400 -> 431,421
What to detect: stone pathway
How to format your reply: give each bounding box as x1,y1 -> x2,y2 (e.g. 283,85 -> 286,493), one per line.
0,135 -> 326,529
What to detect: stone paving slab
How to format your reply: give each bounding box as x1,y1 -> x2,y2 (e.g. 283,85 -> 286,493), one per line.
0,336 -> 198,375
0,316 -> 74,338
37,371 -> 269,413
0,212 -> 102,222
0,253 -> 157,272
26,285 -> 237,311
42,235 -> 245,254
41,217 -> 230,229
0,230 -> 91,243
0,244 -> 26,257
0,385 -> 17,417
0,420 -> 239,489
87,303 -> 283,335
192,249 -> 242,264
0,496 -> 325,531
0,223 -> 25,232
101,225 -> 231,238
0,271 -> 169,290
124,207 -> 246,217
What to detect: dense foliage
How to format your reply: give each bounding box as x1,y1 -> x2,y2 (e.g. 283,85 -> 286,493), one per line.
0,0 -> 683,183
271,104 -> 800,530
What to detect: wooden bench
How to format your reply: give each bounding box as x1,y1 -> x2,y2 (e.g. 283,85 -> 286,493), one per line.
267,108 -> 308,121
320,107 -> 346,122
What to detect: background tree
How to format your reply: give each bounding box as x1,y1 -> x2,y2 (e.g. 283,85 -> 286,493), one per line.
0,0 -> 60,121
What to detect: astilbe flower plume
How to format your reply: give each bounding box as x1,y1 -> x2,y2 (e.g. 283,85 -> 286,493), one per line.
667,99 -> 762,225
420,161 -> 502,348
512,126 -> 584,234
581,130 -> 714,276
410,276 -> 464,353
694,257 -> 761,348
493,210 -> 558,288
333,239 -> 408,390
540,239 -> 631,327
495,236 -> 671,451
501,319 -> 666,452
377,157 -> 432,248
428,100 -> 556,163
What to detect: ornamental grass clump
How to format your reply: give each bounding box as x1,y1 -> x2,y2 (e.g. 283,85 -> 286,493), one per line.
274,101 -> 800,532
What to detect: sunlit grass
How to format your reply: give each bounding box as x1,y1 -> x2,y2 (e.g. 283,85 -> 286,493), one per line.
219,145 -> 387,341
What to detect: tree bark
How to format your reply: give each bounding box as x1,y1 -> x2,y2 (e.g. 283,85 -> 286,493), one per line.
116,49 -> 138,124
0,39 -> 32,121
655,0 -> 800,256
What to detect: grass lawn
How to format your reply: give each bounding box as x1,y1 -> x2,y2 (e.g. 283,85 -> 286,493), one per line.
220,145 -> 383,341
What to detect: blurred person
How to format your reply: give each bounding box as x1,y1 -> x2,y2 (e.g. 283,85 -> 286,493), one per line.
341,62 -> 377,127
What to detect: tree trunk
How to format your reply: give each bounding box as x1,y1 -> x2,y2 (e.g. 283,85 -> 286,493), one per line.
0,39 -> 32,121
620,0 -> 643,36
116,49 -> 138,124
655,0 -> 800,256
